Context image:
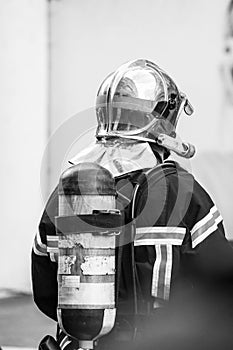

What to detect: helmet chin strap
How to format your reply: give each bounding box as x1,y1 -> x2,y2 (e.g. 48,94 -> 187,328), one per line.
148,143 -> 165,163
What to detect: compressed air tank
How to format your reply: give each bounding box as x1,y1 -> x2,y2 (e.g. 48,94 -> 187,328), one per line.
56,162 -> 121,350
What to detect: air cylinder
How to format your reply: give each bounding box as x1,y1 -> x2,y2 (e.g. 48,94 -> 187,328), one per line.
56,162 -> 121,350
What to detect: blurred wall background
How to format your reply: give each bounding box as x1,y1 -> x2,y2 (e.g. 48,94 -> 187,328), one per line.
0,0 -> 48,293
0,0 -> 232,293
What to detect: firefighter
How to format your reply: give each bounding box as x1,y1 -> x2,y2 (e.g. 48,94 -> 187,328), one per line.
32,59 -> 233,350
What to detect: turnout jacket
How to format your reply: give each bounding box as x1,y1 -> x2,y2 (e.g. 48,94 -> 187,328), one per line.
32,160 -> 233,325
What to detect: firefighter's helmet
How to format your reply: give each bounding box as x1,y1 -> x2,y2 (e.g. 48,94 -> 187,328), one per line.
96,59 -> 193,143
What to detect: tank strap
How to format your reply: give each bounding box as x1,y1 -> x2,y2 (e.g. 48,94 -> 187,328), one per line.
131,160 -> 178,220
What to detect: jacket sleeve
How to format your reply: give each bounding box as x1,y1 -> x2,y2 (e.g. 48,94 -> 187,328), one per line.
183,180 -> 233,287
31,187 -> 59,321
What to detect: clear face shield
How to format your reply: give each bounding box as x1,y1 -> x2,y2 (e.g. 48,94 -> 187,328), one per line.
96,60 -> 169,139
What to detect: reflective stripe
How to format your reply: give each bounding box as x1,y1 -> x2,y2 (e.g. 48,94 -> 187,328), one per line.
152,245 -> 162,297
135,238 -> 182,246
47,247 -> 58,253
131,183 -> 140,219
49,252 -> 58,262
134,226 -> 186,246
60,336 -> 71,350
191,206 -> 223,248
164,245 -> 173,299
47,235 -> 59,262
47,235 -> 59,244
61,339 -> 71,350
33,232 -> 47,256
36,231 -> 47,251
151,244 -> 173,300
47,235 -> 58,241
59,334 -> 67,347
47,235 -> 59,253
137,227 -> 186,234
33,241 -> 47,256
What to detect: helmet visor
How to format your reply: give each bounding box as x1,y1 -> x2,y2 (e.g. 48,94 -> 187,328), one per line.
96,65 -> 169,136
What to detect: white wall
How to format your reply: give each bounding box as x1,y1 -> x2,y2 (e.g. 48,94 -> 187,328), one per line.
0,0 -> 48,292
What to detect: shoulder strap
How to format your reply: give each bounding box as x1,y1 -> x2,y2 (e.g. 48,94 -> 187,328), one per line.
131,161 -> 178,220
